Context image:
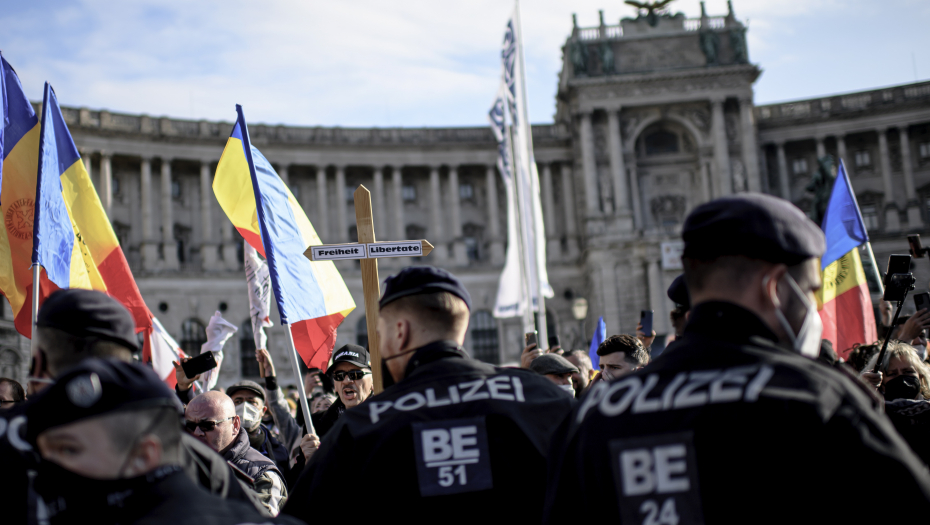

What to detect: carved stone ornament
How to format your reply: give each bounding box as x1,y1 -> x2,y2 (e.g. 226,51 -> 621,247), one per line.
650,194 -> 687,223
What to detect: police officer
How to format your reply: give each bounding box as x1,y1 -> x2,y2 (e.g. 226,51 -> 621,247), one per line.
543,193 -> 930,524
284,267 -> 573,524
667,274 -> 690,338
24,358 -> 303,524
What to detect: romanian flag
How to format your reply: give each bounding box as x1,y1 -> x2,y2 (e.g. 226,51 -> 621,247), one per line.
213,105 -> 355,370
817,160 -> 876,359
0,56 -> 150,337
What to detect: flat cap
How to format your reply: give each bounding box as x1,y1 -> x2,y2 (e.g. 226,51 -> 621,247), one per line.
26,359 -> 180,443
226,380 -> 265,401
36,289 -> 139,352
667,274 -> 690,309
528,353 -> 579,376
329,343 -> 371,370
379,266 -> 472,310
682,193 -> 825,266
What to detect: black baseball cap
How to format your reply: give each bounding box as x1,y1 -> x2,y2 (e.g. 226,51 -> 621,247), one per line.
36,289 -> 139,352
226,380 -> 266,402
528,354 -> 579,376
26,358 -> 180,443
379,266 -> 472,310
682,193 -> 825,266
329,344 -> 370,371
667,274 -> 690,309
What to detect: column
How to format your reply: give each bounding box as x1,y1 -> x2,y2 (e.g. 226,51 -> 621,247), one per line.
448,165 -> 467,265
878,127 -> 900,231
160,159 -> 179,270
335,165 -> 348,242
200,160 -> 219,270
711,98 -> 731,196
99,154 -> 113,217
372,166 -> 386,232
316,167 -> 330,241
628,156 -> 643,231
647,259 -> 669,335
775,142 -> 790,200
540,162 -> 561,260
579,112 -> 600,215
900,127 -> 923,228
699,160 -> 712,202
391,167 -> 405,240
486,165 -> 505,265
559,163 -> 579,259
140,157 -> 159,270
429,165 -> 445,261
606,110 -> 630,214
278,164 -> 289,186
837,135 -> 849,172
815,136 -> 826,159
738,98 -> 761,192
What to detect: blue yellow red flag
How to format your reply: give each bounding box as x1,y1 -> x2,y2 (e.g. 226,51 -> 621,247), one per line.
213,105 -> 355,370
588,316 -> 606,370
821,160 -> 868,269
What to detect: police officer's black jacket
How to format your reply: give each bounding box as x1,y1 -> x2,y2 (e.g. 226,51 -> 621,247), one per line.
284,340 -> 574,524
543,301 -> 930,524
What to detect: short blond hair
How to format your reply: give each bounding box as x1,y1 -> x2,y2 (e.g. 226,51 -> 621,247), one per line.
867,341 -> 930,399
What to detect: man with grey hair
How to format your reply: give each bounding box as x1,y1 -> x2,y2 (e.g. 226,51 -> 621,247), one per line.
186,391 -> 287,515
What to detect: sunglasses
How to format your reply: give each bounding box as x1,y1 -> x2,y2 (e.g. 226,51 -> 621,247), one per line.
332,370 -> 371,382
184,416 -> 233,433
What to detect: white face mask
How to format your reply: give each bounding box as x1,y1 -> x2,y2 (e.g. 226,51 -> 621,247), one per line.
558,384 -> 576,398
235,402 -> 262,431
768,272 -> 823,359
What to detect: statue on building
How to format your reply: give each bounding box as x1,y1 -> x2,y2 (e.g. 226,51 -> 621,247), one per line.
624,0 -> 675,27
700,30 -> 719,65
806,155 -> 837,225
730,27 -> 748,64
570,20 -> 589,78
600,41 -> 615,74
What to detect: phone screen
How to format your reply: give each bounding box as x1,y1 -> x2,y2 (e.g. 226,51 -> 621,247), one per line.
524,331 -> 537,347
640,310 -> 654,336
885,255 -> 911,285
916,293 -> 930,313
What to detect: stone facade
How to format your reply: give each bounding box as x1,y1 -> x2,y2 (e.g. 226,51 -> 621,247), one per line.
4,4 -> 930,388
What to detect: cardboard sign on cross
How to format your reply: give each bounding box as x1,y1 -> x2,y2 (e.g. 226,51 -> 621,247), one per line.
304,185 -> 433,393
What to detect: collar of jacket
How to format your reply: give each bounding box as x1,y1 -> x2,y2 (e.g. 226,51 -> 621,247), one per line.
685,301 -> 780,346
403,340 -> 468,378
103,467 -> 188,523
222,425 -> 252,462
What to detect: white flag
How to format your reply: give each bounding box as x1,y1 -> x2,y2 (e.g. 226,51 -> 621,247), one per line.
200,311 -> 238,390
149,316 -> 186,387
245,242 -> 273,350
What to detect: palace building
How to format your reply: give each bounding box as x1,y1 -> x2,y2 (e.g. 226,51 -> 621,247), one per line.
3,2 -> 930,387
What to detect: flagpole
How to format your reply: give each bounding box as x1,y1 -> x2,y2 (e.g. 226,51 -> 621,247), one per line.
864,242 -> 885,296
284,324 -> 316,436
513,0 -> 549,350
30,265 -> 40,354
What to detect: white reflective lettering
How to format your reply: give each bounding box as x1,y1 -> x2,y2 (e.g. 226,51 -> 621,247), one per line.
654,444 -> 690,493
709,365 -> 756,403
425,388 -> 451,407
486,376 -> 515,401
661,373 -> 688,410
7,416 -> 31,452
672,371 -> 718,409
459,380 -> 489,402
577,381 -> 608,423
512,377 -> 525,402
599,377 -> 642,416
395,392 -> 427,411
744,365 -> 774,402
620,449 -> 655,496
422,429 -> 453,462
450,426 -> 479,459
369,401 -> 394,423
448,385 -> 461,404
632,374 -> 661,413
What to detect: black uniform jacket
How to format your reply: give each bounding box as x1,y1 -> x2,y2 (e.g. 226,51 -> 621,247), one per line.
543,301 -> 930,525
284,341 -> 574,524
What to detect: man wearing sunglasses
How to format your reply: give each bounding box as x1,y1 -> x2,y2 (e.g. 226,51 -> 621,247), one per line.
185,391 -> 287,516
313,344 -> 374,437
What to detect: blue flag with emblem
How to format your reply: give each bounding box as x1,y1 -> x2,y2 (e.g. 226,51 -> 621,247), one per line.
588,316 -> 606,370
820,160 -> 868,269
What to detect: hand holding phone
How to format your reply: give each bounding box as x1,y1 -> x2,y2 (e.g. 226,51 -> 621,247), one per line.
181,351 -> 218,379
639,310 -> 654,337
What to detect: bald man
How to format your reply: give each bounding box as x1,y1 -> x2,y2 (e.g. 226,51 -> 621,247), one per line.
186,391 -> 287,515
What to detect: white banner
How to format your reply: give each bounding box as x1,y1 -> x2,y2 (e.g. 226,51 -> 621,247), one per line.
200,311 -> 238,390
244,242 -> 273,351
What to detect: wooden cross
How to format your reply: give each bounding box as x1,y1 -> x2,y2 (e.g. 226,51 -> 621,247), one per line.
304,185 -> 434,393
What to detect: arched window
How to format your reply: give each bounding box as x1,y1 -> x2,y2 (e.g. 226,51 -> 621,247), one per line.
356,317 -> 368,348
240,319 -> 261,378
470,311 -> 499,364
644,129 -> 679,155
0,348 -> 20,381
180,318 -> 207,356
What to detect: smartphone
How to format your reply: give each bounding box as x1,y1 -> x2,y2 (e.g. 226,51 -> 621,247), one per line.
916,292 -> 930,313
524,331 -> 537,347
640,310 -> 654,336
182,351 -> 218,378
885,254 -> 911,286
909,235 -> 926,259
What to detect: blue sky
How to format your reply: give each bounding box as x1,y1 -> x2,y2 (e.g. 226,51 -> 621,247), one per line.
1,0 -> 928,127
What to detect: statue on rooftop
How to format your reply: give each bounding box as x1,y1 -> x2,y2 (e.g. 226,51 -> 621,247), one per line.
624,0 -> 675,27
571,39 -> 589,76
730,27 -> 748,63
700,30 -> 719,65
600,41 -> 615,74
807,155 -> 837,225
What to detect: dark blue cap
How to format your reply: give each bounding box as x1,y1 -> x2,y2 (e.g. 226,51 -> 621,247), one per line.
330,344 -> 370,370
26,359 -> 181,443
682,193 -> 825,266
37,289 -> 139,351
379,266 -> 472,311
667,274 -> 690,309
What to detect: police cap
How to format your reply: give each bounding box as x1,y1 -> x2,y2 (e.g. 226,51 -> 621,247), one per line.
36,289 -> 139,352
682,193 -> 825,266
26,358 -> 180,443
529,354 -> 579,376
667,274 -> 690,309
330,344 -> 370,370
379,266 -> 472,310
226,380 -> 266,402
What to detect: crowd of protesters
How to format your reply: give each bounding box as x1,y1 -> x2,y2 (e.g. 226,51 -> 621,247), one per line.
5,192 -> 930,523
